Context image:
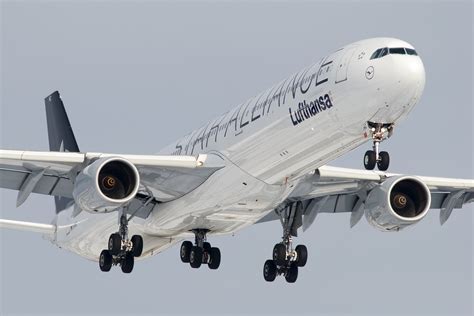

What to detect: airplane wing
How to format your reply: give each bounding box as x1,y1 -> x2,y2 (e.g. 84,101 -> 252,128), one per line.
0,149 -> 225,206
258,165 -> 474,230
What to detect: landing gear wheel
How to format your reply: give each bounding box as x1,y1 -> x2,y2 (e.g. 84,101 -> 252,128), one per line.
285,263 -> 298,283
99,250 -> 112,272
189,246 -> 203,269
180,241 -> 193,263
263,259 -> 277,282
108,233 -> 122,255
121,253 -> 134,274
273,243 -> 286,265
364,150 -> 376,170
203,242 -> 211,252
377,151 -> 390,171
208,247 -> 221,270
263,202 -> 311,283
295,245 -> 308,267
131,235 -> 143,257
365,122 -> 394,171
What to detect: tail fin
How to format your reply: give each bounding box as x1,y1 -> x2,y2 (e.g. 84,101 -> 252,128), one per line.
44,91 -> 78,212
45,91 -> 80,152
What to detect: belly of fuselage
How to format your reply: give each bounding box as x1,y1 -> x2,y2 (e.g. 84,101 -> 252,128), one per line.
141,153 -> 290,237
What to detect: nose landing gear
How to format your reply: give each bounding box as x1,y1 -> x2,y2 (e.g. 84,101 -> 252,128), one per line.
364,122 -> 393,171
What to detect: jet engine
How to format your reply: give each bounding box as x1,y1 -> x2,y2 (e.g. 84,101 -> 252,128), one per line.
72,157 -> 140,213
365,176 -> 431,231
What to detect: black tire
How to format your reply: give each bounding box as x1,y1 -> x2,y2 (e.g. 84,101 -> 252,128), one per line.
121,253 -> 134,273
285,263 -> 298,283
131,235 -> 143,257
263,259 -> 277,282
273,243 -> 286,265
208,247 -> 221,270
377,151 -> 390,171
295,245 -> 308,267
180,241 -> 193,263
108,233 -> 122,255
99,250 -> 112,272
203,242 -> 211,252
189,246 -> 203,269
364,150 -> 376,170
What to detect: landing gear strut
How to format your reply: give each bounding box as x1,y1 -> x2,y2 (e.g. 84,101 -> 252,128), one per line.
99,214 -> 143,273
180,229 -> 221,270
263,202 -> 308,283
364,122 -> 393,171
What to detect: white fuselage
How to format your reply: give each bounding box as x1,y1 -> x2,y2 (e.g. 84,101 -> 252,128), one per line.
54,38 -> 426,260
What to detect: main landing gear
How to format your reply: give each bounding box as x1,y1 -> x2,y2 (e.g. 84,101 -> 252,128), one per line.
179,229 -> 221,270
263,238 -> 307,283
99,214 -> 143,273
263,202 -> 308,283
364,122 -> 393,171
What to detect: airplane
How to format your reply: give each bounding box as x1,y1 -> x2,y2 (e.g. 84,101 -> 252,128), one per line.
1,37 -> 473,283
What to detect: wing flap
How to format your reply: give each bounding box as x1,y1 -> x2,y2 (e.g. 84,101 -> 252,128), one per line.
0,168 -> 75,198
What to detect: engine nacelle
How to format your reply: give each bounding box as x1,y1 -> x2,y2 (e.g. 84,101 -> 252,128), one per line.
72,157 -> 140,213
365,176 -> 431,231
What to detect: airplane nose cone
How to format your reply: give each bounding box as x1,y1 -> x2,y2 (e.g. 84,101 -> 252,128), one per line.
385,53 -> 426,121
367,50 -> 426,123
403,55 -> 425,95
401,54 -> 425,105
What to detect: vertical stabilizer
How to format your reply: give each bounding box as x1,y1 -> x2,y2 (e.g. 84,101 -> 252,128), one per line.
44,91 -> 79,212
45,91 -> 80,152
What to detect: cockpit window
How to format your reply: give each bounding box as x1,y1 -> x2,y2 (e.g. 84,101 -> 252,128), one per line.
370,47 -> 416,60
370,47 -> 390,59
405,48 -> 418,55
389,47 -> 406,54
379,47 -> 388,58
370,48 -> 382,60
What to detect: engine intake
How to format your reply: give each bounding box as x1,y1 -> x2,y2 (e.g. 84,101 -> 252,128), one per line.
73,157 -> 140,213
365,176 -> 431,231
390,178 -> 429,218
98,160 -> 137,200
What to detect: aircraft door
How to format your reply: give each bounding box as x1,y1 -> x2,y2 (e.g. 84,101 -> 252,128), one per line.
335,46 -> 357,83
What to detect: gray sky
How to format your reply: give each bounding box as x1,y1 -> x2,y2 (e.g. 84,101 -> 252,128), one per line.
1,1 -> 472,315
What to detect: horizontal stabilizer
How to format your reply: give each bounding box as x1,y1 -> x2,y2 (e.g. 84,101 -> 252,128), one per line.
0,219 -> 56,234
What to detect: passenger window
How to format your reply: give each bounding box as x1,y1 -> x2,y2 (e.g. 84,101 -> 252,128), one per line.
370,49 -> 382,59
405,48 -> 418,55
379,47 -> 388,57
389,47 -> 406,54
